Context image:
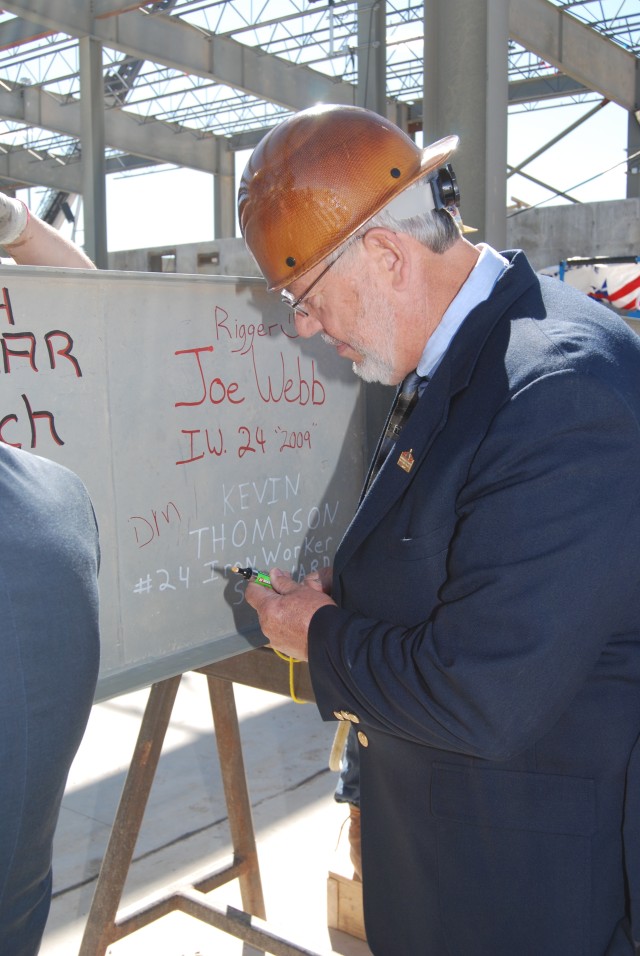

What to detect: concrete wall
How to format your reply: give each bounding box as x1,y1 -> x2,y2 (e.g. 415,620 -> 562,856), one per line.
505,198 -> 640,272
108,199 -> 640,277
109,237 -> 261,279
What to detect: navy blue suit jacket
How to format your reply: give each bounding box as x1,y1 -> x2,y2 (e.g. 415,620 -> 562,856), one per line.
0,444 -> 100,952
309,251 -> 640,955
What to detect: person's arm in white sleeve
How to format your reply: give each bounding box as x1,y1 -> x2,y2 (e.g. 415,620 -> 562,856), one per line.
0,194 -> 95,269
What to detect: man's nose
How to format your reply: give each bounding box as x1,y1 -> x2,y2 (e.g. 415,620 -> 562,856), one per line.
294,311 -> 323,338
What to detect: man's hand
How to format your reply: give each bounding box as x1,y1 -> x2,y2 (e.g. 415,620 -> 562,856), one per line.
304,566 -> 333,595
244,568 -> 336,661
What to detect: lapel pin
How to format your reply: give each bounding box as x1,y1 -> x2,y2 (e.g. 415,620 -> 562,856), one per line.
397,448 -> 414,473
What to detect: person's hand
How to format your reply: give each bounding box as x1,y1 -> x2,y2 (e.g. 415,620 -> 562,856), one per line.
303,566 -> 333,595
0,194 -> 28,246
244,568 -> 335,660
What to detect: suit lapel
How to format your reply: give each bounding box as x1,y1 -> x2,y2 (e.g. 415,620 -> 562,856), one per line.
334,250 -> 538,576
336,362 -> 453,571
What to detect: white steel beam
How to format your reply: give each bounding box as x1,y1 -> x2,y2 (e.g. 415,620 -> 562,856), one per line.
509,0 -> 638,113
0,148 -> 82,191
3,0 -> 634,117
0,0 -> 357,111
0,86 -> 232,176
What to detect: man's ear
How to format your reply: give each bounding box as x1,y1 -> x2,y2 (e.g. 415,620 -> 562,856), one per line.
361,227 -> 410,290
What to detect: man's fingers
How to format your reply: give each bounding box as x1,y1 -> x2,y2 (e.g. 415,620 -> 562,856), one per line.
303,572 -> 325,592
268,568 -> 298,593
244,579 -> 276,610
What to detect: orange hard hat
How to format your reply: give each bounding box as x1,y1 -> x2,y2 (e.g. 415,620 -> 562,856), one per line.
238,104 -> 458,292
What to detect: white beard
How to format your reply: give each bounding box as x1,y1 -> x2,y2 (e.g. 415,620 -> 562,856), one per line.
323,284 -> 398,385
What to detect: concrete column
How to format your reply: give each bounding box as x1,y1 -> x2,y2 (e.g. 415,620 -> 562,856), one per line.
79,36 -> 108,268
357,0 -> 386,114
213,146 -> 236,239
357,1 -> 391,460
423,0 -> 508,246
627,66 -> 640,199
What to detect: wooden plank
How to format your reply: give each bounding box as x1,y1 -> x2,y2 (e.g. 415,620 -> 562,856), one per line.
327,871 -> 366,943
199,647 -> 315,702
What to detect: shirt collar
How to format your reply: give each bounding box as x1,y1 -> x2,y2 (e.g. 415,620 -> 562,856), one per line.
416,243 -> 509,380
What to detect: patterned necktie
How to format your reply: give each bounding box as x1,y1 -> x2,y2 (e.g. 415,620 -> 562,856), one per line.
366,369 -> 424,492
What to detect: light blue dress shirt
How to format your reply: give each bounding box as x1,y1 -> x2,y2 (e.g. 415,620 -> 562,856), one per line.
416,243 -> 509,382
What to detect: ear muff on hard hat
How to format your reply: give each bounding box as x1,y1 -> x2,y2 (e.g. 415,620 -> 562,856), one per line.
238,104 -> 459,292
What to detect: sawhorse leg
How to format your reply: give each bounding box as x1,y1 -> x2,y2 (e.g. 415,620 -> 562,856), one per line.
79,672 -> 267,954
78,673 -> 324,956
205,673 -> 264,917
79,675 -> 183,955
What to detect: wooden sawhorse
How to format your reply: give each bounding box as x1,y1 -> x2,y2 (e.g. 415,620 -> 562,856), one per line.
78,648 -> 322,956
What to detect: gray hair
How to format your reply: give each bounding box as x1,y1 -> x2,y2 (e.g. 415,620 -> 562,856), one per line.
329,174 -> 459,268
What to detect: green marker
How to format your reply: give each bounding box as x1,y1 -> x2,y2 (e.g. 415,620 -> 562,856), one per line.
231,565 -> 273,589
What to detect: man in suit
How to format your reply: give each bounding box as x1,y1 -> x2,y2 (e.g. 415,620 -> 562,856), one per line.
237,104 -> 640,955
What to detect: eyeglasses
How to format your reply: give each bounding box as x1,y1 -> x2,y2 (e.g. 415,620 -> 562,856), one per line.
281,244 -> 349,318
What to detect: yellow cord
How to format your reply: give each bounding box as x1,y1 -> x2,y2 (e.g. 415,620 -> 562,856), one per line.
270,648 -> 310,704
